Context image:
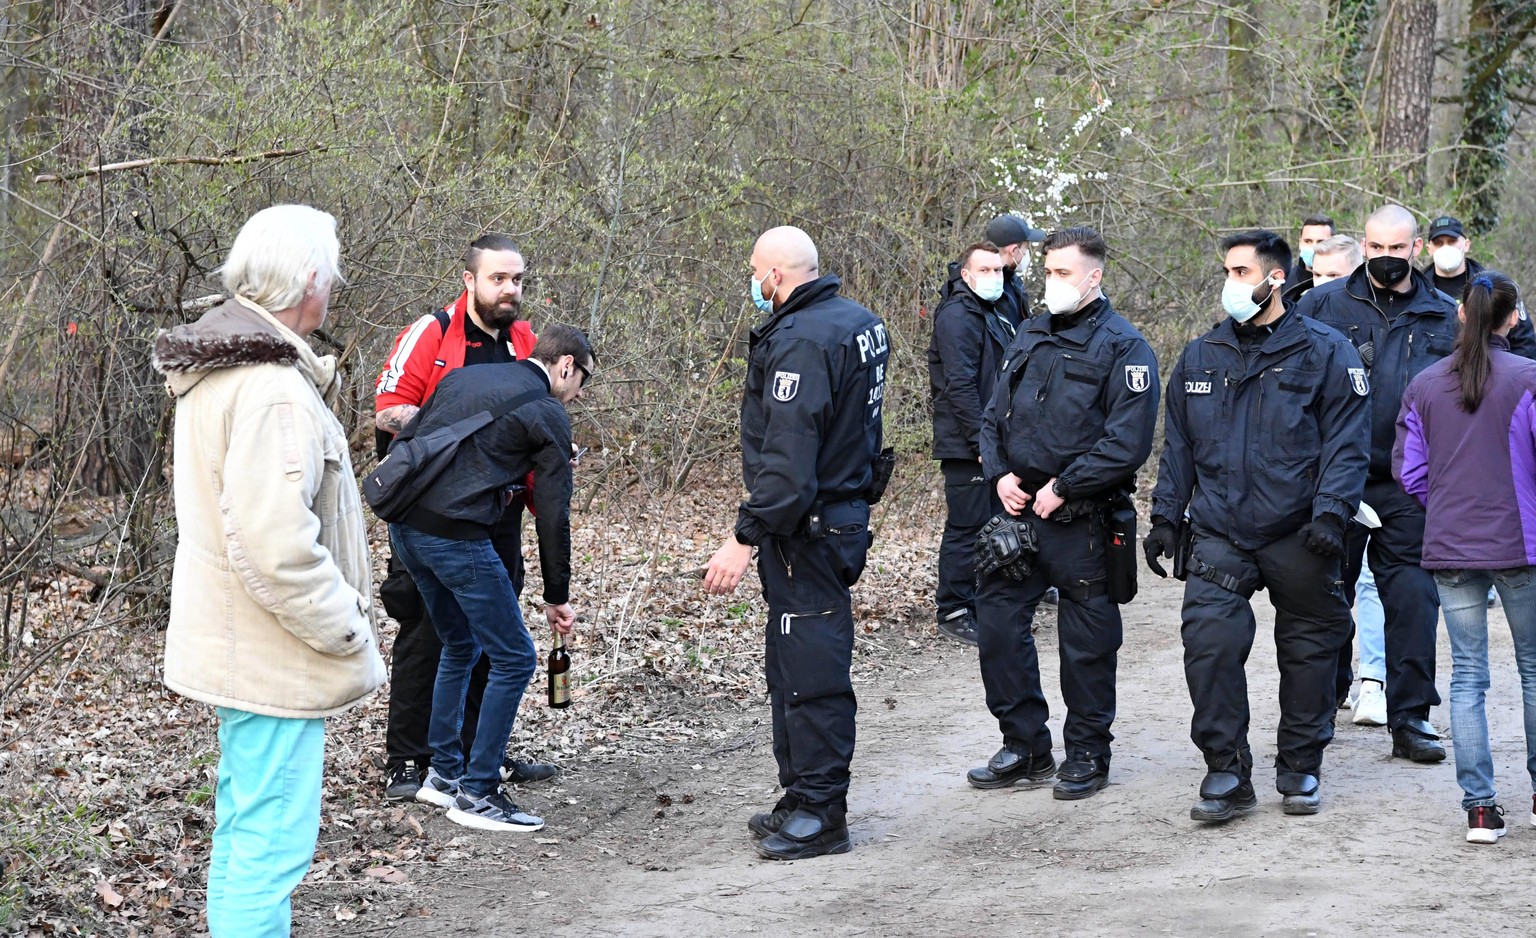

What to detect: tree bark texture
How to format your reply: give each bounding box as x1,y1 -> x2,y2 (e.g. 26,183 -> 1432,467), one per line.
1377,0 -> 1438,192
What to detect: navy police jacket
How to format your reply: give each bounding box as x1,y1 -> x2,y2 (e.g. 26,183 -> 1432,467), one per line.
735,274 -> 888,544
1292,266 -> 1458,479
1151,308 -> 1369,550
979,295 -> 1160,502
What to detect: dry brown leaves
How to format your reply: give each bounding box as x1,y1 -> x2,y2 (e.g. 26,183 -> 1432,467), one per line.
0,457 -> 950,935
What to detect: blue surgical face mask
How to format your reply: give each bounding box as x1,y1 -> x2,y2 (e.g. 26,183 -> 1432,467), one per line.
971,274 -> 1004,302
750,274 -> 776,314
1299,245 -> 1316,269
1222,276 -> 1278,323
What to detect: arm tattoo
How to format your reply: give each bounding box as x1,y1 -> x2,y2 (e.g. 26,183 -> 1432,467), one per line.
375,404 -> 419,434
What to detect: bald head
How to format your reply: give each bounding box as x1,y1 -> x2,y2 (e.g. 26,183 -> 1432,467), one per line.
750,226 -> 820,311
1365,204 -> 1418,241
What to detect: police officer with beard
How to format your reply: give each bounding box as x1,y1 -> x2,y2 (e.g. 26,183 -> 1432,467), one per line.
967,227 -> 1158,801
704,226 -> 889,861
1148,229 -> 1368,823
1293,205 -> 1457,763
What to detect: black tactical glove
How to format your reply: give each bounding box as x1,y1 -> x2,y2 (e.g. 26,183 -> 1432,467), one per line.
1300,514 -> 1346,558
1143,516 -> 1178,579
975,514 -> 1040,581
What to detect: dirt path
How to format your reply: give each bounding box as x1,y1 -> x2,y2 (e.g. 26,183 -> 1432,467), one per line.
322,575 -> 1536,938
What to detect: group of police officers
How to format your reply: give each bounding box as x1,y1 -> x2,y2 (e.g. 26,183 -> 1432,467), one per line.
700,203 -> 1515,861
375,210 -> 1498,860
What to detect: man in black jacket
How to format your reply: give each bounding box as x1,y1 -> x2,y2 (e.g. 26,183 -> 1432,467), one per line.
704,225 -> 888,861
985,214 -> 1047,326
1151,230 -> 1368,823
386,325 -> 593,834
1282,214 -> 1336,307
927,240 -> 1019,644
968,227 -> 1159,801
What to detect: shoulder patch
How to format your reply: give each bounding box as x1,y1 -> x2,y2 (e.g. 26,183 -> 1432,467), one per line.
772,371 -> 800,402
1125,364 -> 1151,393
1348,367 -> 1369,397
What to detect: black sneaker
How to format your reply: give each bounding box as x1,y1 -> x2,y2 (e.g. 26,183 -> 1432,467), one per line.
937,611 -> 980,646
1041,587 -> 1059,606
446,789 -> 545,833
501,759 -> 560,784
1467,804 -> 1506,845
383,762 -> 421,802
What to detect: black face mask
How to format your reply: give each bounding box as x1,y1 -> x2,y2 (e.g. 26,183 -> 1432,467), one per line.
1366,255 -> 1411,287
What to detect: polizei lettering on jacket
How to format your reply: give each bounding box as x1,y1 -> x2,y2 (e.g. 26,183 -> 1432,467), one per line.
859,323 -> 888,418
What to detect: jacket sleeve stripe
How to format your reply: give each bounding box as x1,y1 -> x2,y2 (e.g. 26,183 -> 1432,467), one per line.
376,315 -> 439,396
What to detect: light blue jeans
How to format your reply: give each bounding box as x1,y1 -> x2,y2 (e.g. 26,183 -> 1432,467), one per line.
208,708 -> 324,937
1355,562 -> 1386,684
1435,568 -> 1536,810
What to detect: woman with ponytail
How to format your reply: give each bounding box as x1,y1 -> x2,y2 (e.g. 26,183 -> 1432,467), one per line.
1395,270 -> 1536,845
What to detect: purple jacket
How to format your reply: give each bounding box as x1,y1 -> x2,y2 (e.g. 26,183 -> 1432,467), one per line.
1394,336 -> 1536,569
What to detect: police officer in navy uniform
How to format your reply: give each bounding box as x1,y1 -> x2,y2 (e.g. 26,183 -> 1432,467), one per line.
1148,229 -> 1368,823
1293,205 -> 1461,763
967,227 -> 1159,800
705,226 -> 889,861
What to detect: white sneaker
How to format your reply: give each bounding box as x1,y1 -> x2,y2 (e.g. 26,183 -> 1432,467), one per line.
1352,680 -> 1387,726
415,768 -> 462,808
446,789 -> 544,832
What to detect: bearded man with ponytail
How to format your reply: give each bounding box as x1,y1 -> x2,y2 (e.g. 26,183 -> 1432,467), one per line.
1395,271 -> 1536,845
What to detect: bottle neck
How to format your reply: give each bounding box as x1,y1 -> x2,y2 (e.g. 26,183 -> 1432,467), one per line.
552,630 -> 565,650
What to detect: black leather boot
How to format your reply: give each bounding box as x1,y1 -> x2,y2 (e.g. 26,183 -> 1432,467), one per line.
748,794 -> 800,839
1276,770 -> 1320,815
1391,718 -> 1446,763
966,747 -> 1056,790
1190,770 -> 1257,823
756,806 -> 851,861
1052,752 -> 1110,801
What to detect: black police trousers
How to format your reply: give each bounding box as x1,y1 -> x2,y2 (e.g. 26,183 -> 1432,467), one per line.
975,509 -> 1121,760
758,501 -> 870,813
1181,527 -> 1350,776
936,459 -> 995,622
380,514 -> 525,769
1340,478 -> 1441,729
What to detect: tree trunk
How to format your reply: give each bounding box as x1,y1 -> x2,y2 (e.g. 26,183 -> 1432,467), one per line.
1377,0 -> 1438,193
1452,0 -> 1536,232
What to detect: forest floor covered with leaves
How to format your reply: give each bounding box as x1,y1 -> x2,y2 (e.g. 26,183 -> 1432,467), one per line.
4,465 -> 1535,937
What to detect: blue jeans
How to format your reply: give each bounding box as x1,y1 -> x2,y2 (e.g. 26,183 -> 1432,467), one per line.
1355,562 -> 1386,684
390,524 -> 537,798
1435,567 -> 1536,810
208,709 -> 324,938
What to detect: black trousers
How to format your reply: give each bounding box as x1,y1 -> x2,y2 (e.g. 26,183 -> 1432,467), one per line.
975,510 -> 1121,760
1181,527 -> 1351,776
1341,478 -> 1441,729
381,510 -> 525,768
937,459 -> 995,621
759,501 -> 870,813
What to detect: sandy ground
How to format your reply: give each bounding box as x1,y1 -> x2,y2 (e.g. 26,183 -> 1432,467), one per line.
320,574 -> 1536,938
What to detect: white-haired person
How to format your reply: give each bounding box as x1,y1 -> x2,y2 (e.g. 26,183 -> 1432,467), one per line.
153,204 -> 385,936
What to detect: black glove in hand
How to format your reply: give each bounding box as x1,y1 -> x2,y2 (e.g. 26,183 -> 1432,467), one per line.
1300,514 -> 1346,558
1143,517 -> 1178,579
976,514 -> 1039,581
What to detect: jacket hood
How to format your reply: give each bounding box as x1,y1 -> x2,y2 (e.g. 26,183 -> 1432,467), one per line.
153,296 -> 338,401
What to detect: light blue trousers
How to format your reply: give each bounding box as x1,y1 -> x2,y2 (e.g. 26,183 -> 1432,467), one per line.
207,708 -> 324,938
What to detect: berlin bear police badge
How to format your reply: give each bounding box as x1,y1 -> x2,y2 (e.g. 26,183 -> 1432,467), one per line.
773,370 -> 800,402
1125,364 -> 1150,393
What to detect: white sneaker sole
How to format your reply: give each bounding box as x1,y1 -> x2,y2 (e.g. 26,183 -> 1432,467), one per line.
415,785 -> 459,808
1467,826 -> 1506,844
445,806 -> 544,832
1352,698 -> 1387,726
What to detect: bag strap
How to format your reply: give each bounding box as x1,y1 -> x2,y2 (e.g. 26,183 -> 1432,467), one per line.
487,388 -> 545,422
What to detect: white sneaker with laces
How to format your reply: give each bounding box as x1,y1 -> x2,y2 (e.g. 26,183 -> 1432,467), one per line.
415,768 -> 462,808
446,789 -> 545,832
1352,680 -> 1387,727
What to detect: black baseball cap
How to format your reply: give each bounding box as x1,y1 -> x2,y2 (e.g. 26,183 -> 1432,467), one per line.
1427,216 -> 1465,240
985,215 -> 1048,247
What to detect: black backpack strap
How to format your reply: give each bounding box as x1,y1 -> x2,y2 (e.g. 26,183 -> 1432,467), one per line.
487,388 -> 546,421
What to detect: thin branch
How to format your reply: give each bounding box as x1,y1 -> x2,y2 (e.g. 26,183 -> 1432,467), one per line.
33,145 -> 328,184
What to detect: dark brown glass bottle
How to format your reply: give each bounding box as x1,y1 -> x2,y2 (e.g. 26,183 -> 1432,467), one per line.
547,632 -> 572,709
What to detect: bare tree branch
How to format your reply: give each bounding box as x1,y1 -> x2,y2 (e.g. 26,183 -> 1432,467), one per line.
33,145 -> 329,184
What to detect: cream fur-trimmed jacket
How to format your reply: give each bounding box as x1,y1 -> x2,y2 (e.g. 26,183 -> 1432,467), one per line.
153,296 -> 385,718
